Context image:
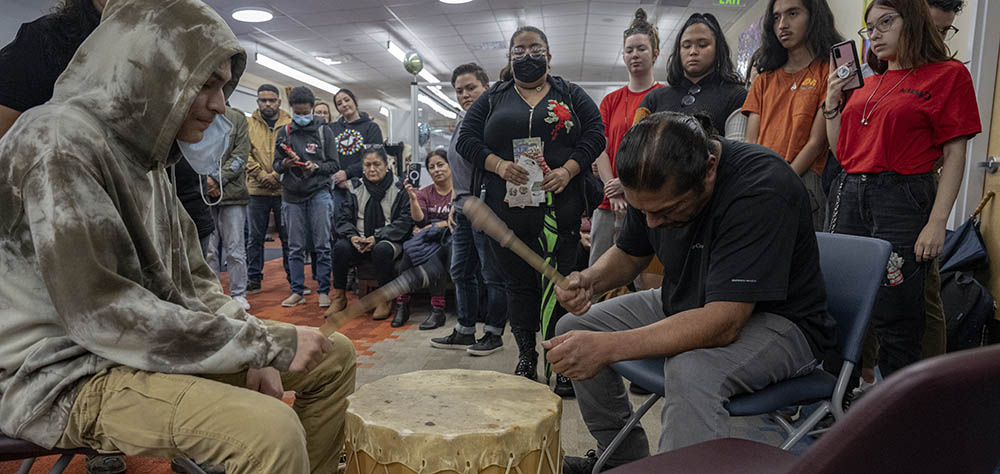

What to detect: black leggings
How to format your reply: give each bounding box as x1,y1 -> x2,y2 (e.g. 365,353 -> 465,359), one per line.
486,193 -> 582,333
332,239 -> 399,289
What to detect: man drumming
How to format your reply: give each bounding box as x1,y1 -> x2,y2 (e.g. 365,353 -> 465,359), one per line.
548,112 -> 835,473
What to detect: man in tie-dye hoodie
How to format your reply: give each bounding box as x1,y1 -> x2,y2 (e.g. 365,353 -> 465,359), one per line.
0,1 -> 355,472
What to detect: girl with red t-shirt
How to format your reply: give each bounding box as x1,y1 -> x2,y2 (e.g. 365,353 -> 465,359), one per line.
590,8 -> 662,267
823,0 -> 981,378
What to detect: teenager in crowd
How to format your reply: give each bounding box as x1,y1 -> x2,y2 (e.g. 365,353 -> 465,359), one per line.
824,0 -> 980,378
273,87 -> 340,308
457,26 -> 605,394
743,0 -> 843,231
433,63 -> 509,356
328,89 -> 384,216
590,8 -> 662,268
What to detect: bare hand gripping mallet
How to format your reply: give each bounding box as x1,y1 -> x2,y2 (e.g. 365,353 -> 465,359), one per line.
463,196 -> 570,290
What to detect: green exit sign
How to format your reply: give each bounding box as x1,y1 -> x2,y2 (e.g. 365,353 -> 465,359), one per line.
719,0 -> 742,5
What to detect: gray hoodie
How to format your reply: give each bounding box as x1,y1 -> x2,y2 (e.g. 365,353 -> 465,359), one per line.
0,0 -> 297,447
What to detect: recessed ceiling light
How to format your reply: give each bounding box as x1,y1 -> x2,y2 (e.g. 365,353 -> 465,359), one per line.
315,56 -> 342,66
439,0 -> 474,4
232,8 -> 273,23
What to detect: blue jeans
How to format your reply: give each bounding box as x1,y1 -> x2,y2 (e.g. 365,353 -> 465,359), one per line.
247,195 -> 290,285
450,211 -> 507,336
283,190 -> 333,295
827,171 -> 933,378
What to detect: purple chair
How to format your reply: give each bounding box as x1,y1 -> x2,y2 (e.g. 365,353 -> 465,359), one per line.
603,343 -> 1000,474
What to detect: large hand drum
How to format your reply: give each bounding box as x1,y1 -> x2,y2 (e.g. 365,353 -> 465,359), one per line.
345,369 -> 563,474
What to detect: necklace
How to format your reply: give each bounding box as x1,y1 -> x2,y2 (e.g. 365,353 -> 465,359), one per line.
516,83 -> 544,93
861,68 -> 914,126
786,61 -> 812,91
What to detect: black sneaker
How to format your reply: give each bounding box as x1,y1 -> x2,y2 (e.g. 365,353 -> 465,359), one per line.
563,450 -> 598,474
554,374 -> 575,397
246,280 -> 262,295
430,330 -> 476,349
467,333 -> 503,356
85,455 -> 125,474
629,383 -> 652,395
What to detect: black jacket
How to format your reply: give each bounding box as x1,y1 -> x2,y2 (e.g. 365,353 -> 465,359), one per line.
172,156 -> 215,239
273,118 -> 340,203
456,75 -> 605,206
327,112 -> 383,180
336,175 -> 413,243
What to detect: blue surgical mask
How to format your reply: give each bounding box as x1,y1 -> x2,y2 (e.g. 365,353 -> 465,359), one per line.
177,113 -> 232,206
293,113 -> 314,126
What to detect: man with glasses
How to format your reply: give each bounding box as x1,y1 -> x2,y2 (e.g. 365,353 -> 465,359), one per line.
246,84 -> 293,295
927,0 -> 963,41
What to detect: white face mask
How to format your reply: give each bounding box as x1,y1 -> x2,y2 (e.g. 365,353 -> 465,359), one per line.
177,113 -> 232,206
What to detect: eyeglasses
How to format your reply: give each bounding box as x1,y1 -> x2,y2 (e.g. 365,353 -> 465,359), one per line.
938,25 -> 959,41
681,85 -> 702,107
858,13 -> 900,39
510,47 -> 547,60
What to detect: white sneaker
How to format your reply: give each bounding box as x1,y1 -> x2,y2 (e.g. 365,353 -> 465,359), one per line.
282,293 -> 306,307
233,295 -> 250,311
303,288 -> 312,295
852,378 -> 877,399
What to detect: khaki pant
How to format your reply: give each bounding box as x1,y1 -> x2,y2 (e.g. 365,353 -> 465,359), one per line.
55,332 -> 356,474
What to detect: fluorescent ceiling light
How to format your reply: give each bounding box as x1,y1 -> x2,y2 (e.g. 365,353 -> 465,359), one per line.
418,94 -> 457,120
386,41 -> 407,62
427,85 -> 461,110
255,53 -> 340,95
315,56 -> 342,66
439,0 -> 474,3
379,106 -> 390,117
232,8 -> 273,23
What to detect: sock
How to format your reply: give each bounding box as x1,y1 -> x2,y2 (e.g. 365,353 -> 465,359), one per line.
397,294 -> 411,304
431,296 -> 445,308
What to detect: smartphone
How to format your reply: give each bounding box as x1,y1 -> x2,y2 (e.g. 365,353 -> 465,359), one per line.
407,163 -> 422,187
831,39 -> 864,91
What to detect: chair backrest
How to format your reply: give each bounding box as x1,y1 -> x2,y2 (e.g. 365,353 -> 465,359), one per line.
790,344 -> 1000,473
815,232 -> 891,364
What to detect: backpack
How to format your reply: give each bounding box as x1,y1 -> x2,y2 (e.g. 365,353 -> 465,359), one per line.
941,270 -> 996,352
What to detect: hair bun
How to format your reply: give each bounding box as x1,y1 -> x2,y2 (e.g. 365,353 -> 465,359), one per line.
631,8 -> 648,26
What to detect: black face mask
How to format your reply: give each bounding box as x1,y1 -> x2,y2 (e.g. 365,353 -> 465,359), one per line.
512,55 -> 547,83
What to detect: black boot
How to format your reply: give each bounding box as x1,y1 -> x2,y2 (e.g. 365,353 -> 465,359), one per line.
419,306 -> 446,330
391,302 -> 410,327
513,329 -> 538,381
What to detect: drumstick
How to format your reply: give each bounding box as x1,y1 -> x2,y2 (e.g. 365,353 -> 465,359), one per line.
319,261 -> 437,336
463,197 -> 569,289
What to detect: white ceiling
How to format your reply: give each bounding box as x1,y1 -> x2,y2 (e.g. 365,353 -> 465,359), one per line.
202,0 -> 760,113
1,0 -> 760,116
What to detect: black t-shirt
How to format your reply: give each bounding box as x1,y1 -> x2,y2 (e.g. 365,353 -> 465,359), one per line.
638,73 -> 747,134
615,139 -> 835,357
263,116 -> 277,129
0,16 -> 76,112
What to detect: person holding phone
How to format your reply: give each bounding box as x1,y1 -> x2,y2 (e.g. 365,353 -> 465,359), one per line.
332,147 -> 413,319
824,0 -> 980,378
742,0 -> 843,231
395,149 -> 454,329
273,87 -> 340,309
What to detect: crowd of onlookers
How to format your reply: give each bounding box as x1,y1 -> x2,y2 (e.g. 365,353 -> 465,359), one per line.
0,0 -> 983,472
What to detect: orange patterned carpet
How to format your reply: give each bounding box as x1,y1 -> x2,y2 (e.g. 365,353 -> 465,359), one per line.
1,240 -> 395,474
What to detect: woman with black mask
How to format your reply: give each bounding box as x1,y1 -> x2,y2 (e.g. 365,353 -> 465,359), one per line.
457,26 -> 605,395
